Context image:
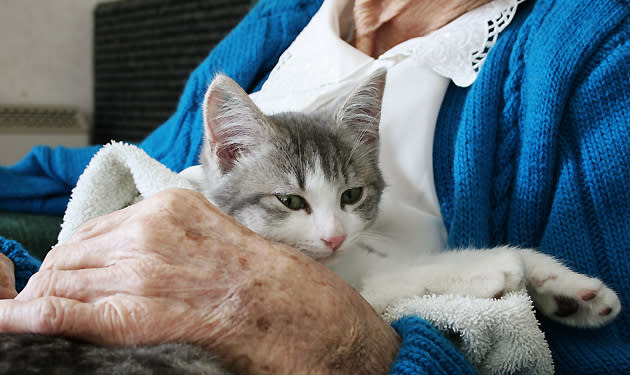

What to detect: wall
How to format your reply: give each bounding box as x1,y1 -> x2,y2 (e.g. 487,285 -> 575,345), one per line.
0,0 -> 103,164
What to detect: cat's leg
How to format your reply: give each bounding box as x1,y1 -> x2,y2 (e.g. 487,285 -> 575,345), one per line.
518,248 -> 621,328
359,247 -> 527,313
360,246 -> 621,327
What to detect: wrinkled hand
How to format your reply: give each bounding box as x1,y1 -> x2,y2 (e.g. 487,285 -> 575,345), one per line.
0,189 -> 399,374
0,254 -> 17,299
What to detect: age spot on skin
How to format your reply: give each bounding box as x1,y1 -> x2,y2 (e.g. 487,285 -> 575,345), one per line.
230,355 -> 253,372
185,230 -> 205,241
238,256 -> 249,270
256,317 -> 271,332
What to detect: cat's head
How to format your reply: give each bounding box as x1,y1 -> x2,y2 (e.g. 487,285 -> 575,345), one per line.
200,69 -> 386,261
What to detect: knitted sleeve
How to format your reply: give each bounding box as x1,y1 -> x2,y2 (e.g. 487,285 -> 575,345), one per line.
390,317 -> 476,375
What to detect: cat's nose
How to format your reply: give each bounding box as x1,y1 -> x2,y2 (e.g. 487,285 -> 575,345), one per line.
322,235 -> 346,251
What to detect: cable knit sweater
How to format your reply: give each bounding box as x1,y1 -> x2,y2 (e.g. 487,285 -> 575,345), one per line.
1,0 -> 629,373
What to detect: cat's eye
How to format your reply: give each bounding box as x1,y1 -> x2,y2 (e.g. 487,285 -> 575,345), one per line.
341,187 -> 363,206
276,194 -> 308,211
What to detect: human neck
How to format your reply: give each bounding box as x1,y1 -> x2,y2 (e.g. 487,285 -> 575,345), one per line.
352,0 -> 494,57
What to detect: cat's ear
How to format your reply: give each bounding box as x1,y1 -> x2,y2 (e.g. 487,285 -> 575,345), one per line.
335,68 -> 386,145
202,74 -> 270,172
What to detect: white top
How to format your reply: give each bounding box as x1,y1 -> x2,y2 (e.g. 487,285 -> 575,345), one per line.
249,0 -> 525,279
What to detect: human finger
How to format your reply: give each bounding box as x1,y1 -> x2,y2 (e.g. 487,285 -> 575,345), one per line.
39,228 -> 136,272
0,295 -> 203,348
16,267 -> 130,302
0,297 -> 113,343
16,260 -> 214,303
0,254 -> 17,299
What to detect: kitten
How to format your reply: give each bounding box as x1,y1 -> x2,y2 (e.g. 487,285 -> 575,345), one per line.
0,69 -> 620,374
197,70 -> 385,264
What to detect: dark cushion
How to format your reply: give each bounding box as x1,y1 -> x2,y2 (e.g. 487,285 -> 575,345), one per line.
0,211 -> 62,260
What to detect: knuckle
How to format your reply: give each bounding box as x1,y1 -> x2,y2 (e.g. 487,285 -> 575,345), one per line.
155,188 -> 208,214
99,296 -> 148,346
154,188 -> 188,208
27,270 -> 61,298
26,271 -> 45,290
125,220 -> 173,253
125,217 -> 154,239
72,216 -> 101,240
35,298 -> 67,334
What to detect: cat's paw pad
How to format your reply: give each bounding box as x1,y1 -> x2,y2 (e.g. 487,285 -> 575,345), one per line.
529,273 -> 621,327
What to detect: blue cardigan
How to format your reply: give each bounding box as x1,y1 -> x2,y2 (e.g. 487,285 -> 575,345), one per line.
1,0 -> 629,373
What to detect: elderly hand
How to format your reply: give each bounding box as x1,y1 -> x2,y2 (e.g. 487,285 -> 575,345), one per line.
0,188 -> 399,374
0,254 -> 17,299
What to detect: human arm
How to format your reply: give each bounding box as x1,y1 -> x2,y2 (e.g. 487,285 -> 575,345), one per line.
0,189 -> 400,374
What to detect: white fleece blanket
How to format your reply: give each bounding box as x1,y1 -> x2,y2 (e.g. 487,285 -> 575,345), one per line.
58,142 -> 554,375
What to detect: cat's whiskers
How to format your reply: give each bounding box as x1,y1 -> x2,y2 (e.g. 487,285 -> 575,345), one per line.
296,125 -> 306,187
342,131 -> 373,176
343,136 -> 361,175
356,228 -> 397,245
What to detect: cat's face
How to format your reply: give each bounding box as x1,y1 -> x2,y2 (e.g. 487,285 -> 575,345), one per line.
200,70 -> 386,261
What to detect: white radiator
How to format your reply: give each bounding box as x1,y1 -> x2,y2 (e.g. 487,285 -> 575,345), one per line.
0,105 -> 89,165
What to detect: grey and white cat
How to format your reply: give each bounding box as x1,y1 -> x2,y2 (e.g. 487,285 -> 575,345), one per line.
0,69 -> 620,374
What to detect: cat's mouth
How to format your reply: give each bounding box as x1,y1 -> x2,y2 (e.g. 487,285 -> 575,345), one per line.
302,249 -> 333,260
296,246 -> 338,262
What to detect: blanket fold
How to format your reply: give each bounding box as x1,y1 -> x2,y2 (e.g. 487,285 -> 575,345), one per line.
59,142 -> 554,375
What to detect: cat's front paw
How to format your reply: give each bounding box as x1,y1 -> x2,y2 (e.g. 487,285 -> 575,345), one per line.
360,272 -> 419,314
528,273 -> 621,328
465,252 -> 526,299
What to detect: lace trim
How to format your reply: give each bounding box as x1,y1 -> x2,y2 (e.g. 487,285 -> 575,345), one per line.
413,0 -> 526,87
472,0 -> 526,72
